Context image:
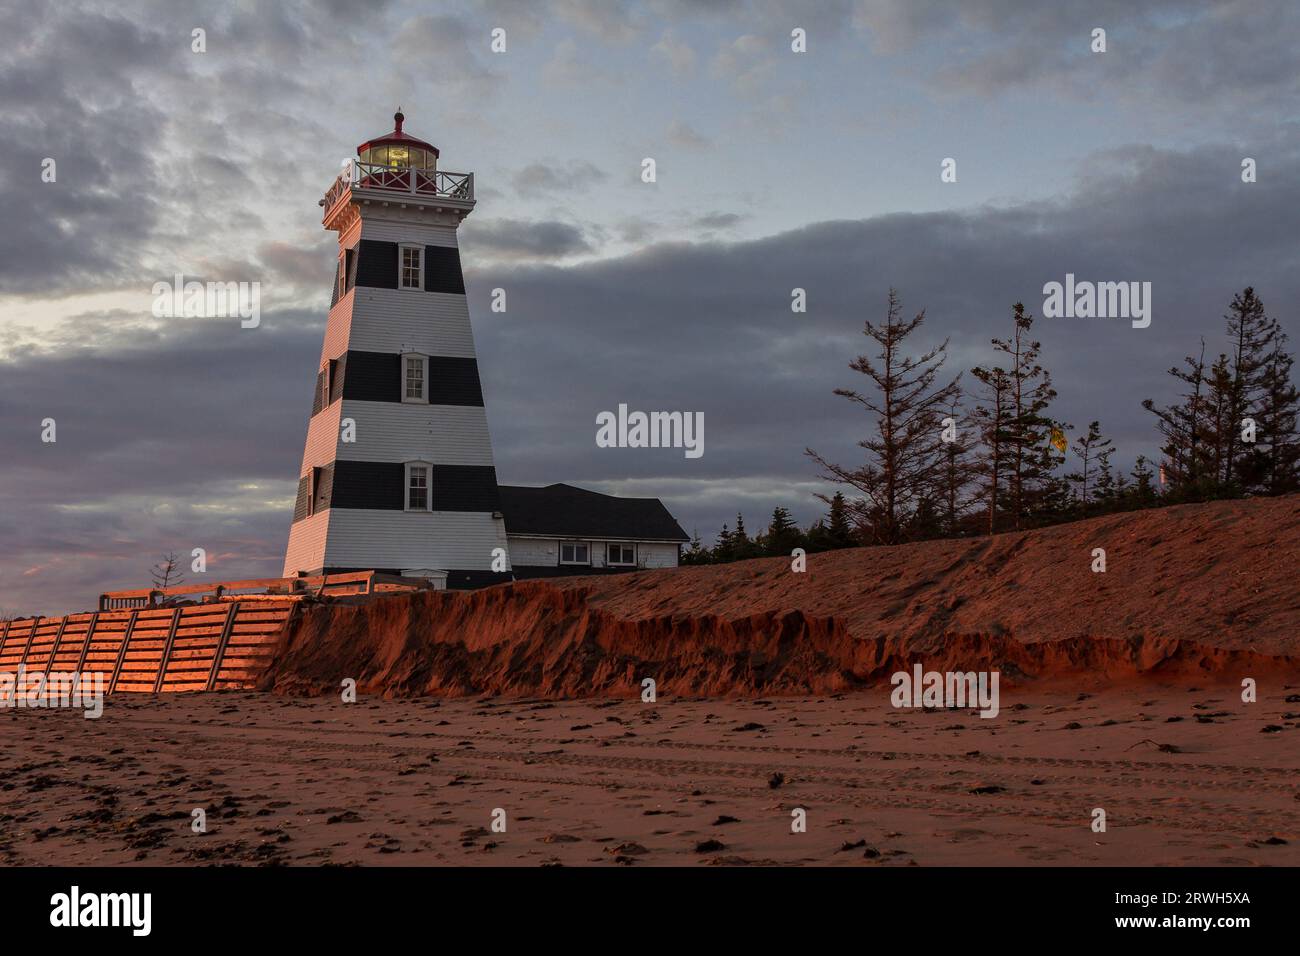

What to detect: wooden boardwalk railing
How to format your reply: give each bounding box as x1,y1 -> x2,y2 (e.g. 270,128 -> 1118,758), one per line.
97,570 -> 428,611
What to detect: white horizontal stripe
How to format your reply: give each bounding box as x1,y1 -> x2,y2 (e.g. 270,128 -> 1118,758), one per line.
360,220 -> 460,247
335,400 -> 497,466
321,509 -> 510,570
283,510 -> 331,576
347,288 -> 477,358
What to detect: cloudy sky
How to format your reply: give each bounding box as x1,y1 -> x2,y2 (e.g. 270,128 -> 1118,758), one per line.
2,0 -> 1298,614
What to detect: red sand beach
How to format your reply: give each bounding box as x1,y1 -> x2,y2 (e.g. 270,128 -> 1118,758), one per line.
2,687 -> 1297,866
2,496 -> 1298,866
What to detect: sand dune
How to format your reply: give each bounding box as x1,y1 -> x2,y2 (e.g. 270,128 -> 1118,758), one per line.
260,496 -> 1300,698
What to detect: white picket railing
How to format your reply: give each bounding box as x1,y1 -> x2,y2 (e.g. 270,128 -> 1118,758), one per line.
322,161 -> 474,216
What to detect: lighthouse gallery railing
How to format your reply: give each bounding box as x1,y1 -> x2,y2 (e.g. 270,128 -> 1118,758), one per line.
322,161 -> 474,217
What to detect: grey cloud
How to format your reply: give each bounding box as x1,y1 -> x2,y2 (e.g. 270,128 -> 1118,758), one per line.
860,0 -> 1300,111
512,160 -> 610,198
695,212 -> 747,230
666,119 -> 711,149
5,137 -> 1299,613
460,218 -> 594,259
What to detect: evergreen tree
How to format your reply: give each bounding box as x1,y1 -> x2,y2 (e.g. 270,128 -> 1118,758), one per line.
1129,455 -> 1158,508
1223,288 -> 1277,488
1205,353 -> 1234,491
825,491 -> 857,548
1066,421 -> 1113,514
971,363 -> 1014,533
806,289 -> 961,545
1143,338 -> 1210,499
731,513 -> 754,560
681,530 -> 710,565
937,397 -> 975,535
993,304 -> 1058,527
1256,329 -> 1300,494
713,523 -> 733,563
765,506 -> 802,556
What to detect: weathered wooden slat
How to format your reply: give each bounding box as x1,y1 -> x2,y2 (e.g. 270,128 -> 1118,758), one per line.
206,602 -> 241,692
42,617 -> 70,674
152,608 -> 183,693
73,613 -> 100,674
107,610 -> 140,695
19,618 -> 41,668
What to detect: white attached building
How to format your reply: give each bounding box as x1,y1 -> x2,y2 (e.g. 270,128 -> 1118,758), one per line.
500,484 -> 688,578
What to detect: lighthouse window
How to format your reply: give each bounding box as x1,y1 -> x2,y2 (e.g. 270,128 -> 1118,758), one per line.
405,462 -> 431,511
400,245 -> 423,289
402,353 -> 428,402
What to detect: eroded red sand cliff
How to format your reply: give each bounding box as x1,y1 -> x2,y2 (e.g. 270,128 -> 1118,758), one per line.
260,495 -> 1300,697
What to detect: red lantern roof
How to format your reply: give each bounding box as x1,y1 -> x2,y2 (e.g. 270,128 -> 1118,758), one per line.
357,109 -> 439,158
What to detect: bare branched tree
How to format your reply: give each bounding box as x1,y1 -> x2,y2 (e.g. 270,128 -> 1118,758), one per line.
150,552 -> 186,590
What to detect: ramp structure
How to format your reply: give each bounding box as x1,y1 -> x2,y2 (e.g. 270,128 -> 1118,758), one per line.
1,571 -> 432,693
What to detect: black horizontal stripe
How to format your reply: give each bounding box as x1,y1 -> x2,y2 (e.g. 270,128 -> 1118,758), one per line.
354,240 -> 466,295
324,461 -> 501,512
423,245 -> 466,294
355,239 -> 398,288
338,350 -> 484,406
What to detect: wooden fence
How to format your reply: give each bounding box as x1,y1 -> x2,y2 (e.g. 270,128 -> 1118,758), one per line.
0,600 -> 294,693
97,570 -> 429,611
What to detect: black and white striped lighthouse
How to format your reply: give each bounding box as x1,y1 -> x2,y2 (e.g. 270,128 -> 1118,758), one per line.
283,111 -> 509,588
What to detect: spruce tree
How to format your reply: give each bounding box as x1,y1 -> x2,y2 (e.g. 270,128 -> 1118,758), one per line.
1066,421 -> 1112,514
806,289 -> 961,545
731,513 -> 753,560
825,491 -> 856,548
765,506 -> 802,556
971,363 -> 1014,533
1129,455 -> 1158,507
714,523 -> 733,563
992,304 -> 1058,527
1256,329 -> 1300,494
931,397 -> 974,536
1223,288 -> 1277,488
1143,338 -> 1210,499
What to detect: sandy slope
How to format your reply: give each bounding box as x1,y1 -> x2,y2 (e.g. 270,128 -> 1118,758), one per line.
259,496 -> 1300,698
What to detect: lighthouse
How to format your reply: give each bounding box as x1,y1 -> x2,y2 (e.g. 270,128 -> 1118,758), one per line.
283,111 -> 510,588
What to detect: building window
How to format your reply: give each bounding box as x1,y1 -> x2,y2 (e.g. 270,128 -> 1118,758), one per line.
607,543 -> 636,566
402,353 -> 428,403
560,542 -> 590,565
405,461 -> 431,511
321,358 -> 338,408
307,466 -> 324,517
400,245 -> 423,289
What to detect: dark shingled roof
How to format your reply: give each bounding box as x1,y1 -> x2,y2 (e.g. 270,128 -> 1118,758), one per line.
498,483 -> 689,542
